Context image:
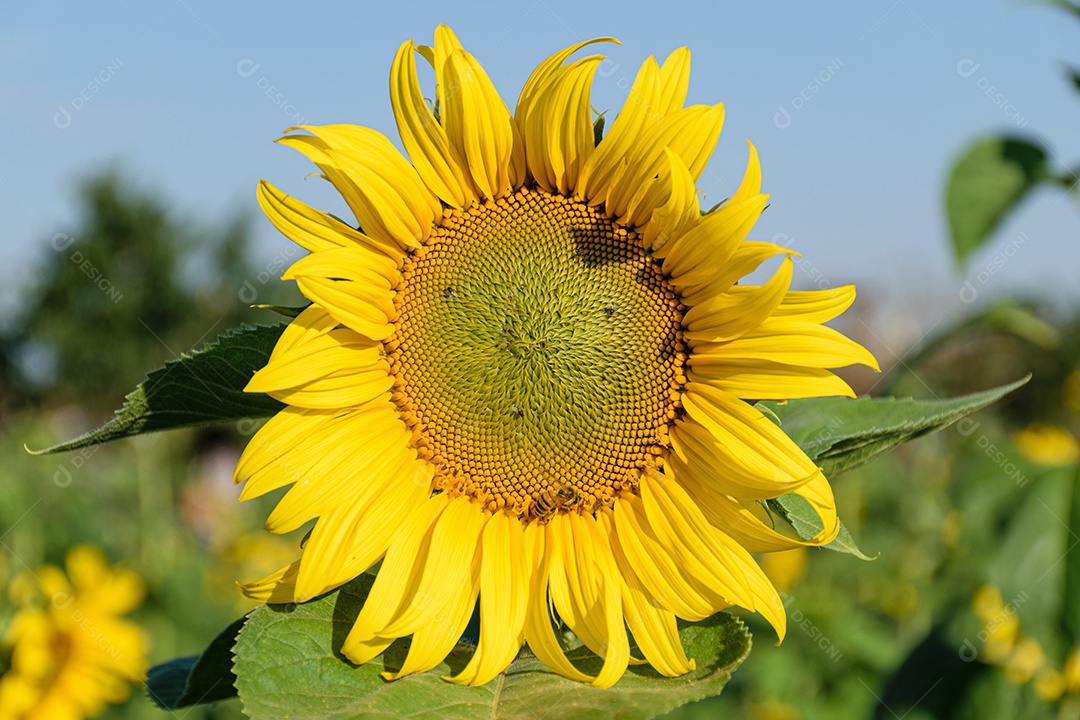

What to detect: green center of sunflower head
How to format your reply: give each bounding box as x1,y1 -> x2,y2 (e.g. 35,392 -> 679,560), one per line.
385,187 -> 686,521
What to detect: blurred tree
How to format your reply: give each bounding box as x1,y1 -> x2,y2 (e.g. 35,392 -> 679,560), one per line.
3,170 -> 274,411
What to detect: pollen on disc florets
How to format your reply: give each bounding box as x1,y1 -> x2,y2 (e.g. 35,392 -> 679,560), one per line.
384,186 -> 687,522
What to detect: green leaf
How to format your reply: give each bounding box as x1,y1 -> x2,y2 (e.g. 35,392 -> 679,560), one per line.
251,303 -> 309,318
234,575 -> 751,720
31,323 -> 287,454
945,137 -> 1049,265
760,376 -> 1029,478
767,493 -> 876,560
146,616 -> 245,709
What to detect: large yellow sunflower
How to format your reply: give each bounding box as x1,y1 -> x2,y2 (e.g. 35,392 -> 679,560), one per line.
0,546 -> 147,720
236,25 -> 878,687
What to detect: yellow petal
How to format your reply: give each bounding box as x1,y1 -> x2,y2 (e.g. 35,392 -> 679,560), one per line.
521,521 -> 596,684
656,47 -> 691,115
655,141 -> 766,282
670,419 -> 815,500
546,514 -> 598,647
660,195 -> 767,281
446,512 -> 530,686
680,382 -> 821,484
381,558 -> 479,680
674,386 -> 841,544
283,245 -> 398,298
379,497 -> 485,637
332,461 -> 433,583
678,241 -> 790,307
235,408 -> 331,495
641,470 -> 786,641
603,510 -> 695,676
294,124 -> 442,226
277,129 -> 435,250
579,49 -> 695,207
291,277 -> 395,341
281,250 -> 398,341
257,180 -> 402,260
605,104 -> 724,221
390,39 -> 475,207
432,24 -> 465,114
442,49 -> 522,200
263,415 -> 411,534
298,459 -> 432,601
518,55 -> 603,195
613,495 -> 719,620
341,494 -> 449,664
698,319 -> 880,371
579,56 -> 659,203
238,560 -> 300,603
772,285 -> 858,324
640,148 -> 700,250
667,454 -> 822,552
683,256 -> 794,344
235,401 -> 398,500
246,306 -> 392,409
687,359 -> 856,400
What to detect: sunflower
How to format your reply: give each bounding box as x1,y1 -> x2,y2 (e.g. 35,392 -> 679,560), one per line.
236,25 -> 878,687
0,546 -> 147,720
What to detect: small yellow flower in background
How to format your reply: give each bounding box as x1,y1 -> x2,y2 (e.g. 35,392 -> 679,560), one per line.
1005,636 -> 1047,685
1013,423 -> 1080,466
0,546 -> 147,720
1034,667 -> 1065,702
237,24 -> 877,686
972,585 -> 1020,663
969,585 -> 1080,704
760,548 -> 808,593
1064,646 -> 1080,694
202,532 -> 302,612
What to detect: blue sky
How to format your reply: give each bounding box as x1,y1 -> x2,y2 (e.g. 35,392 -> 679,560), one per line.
2,1 -> 1078,338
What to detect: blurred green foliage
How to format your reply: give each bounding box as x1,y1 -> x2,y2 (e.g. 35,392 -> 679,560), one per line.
0,171 -> 299,719
1,171 -> 279,411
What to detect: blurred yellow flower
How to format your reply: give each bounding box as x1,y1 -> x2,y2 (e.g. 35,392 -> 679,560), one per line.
1034,667 -> 1065,702
1004,637 -> 1047,685
203,531 -> 301,611
759,548 -> 808,593
0,546 -> 148,720
972,585 -> 1020,664
1013,423 -> 1079,467
1064,645 -> 1080,694
972,583 -> 1006,622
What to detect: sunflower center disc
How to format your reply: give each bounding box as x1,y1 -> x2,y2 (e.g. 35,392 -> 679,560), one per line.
387,187 -> 685,520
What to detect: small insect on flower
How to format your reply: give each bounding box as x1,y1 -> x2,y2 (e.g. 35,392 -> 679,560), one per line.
532,482 -> 581,520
